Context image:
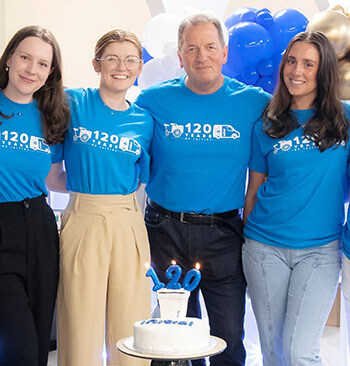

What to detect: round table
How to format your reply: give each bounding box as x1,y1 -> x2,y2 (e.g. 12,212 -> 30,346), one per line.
117,335 -> 227,365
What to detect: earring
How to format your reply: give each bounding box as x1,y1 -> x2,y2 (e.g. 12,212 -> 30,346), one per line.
5,66 -> 9,72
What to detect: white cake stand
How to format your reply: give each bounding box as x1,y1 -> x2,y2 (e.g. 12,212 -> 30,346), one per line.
117,335 -> 227,365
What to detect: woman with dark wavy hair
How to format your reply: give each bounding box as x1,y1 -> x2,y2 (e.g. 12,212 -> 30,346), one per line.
0,25 -> 69,366
242,31 -> 350,365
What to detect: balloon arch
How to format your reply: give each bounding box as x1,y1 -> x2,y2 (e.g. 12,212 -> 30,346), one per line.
136,4 -> 350,99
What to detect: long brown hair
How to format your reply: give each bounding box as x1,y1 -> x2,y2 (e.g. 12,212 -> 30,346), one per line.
0,25 -> 70,144
263,31 -> 348,151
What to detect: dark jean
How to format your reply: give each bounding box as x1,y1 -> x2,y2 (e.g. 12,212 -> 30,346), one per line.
145,203 -> 247,366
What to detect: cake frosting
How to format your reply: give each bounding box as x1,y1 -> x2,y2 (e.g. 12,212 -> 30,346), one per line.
133,265 -> 210,354
133,317 -> 210,354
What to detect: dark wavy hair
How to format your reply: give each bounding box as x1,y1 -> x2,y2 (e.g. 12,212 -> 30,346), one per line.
0,25 -> 70,144
263,31 -> 348,151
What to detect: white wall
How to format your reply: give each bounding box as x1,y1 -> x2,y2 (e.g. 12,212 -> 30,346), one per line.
0,0 -> 325,88
1,0 -> 153,88
0,0 -> 5,52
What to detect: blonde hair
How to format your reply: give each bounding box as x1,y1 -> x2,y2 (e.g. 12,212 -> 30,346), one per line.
94,29 -> 142,59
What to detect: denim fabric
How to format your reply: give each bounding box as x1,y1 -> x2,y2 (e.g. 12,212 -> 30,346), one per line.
242,238 -> 341,366
342,253 -> 350,351
145,203 -> 247,366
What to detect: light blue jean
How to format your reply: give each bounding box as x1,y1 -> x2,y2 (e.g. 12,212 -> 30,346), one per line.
342,254 -> 350,351
242,238 -> 341,366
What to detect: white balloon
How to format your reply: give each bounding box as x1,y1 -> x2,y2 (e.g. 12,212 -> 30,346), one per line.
161,55 -> 183,79
163,53 -> 186,80
126,85 -> 141,102
173,66 -> 186,79
166,7 -> 229,47
143,13 -> 179,58
138,58 -> 165,89
163,41 -> 178,57
138,54 -> 185,90
181,6 -> 200,18
163,0 -> 229,20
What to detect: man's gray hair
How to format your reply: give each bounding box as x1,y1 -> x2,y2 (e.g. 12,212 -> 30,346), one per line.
178,12 -> 226,50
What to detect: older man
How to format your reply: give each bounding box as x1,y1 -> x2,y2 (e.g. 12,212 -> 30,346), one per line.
136,13 -> 270,365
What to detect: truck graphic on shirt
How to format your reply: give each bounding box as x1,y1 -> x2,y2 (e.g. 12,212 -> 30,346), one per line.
119,137 -> 141,155
213,125 -> 240,139
29,136 -> 51,153
273,140 -> 293,154
72,127 -> 92,143
164,123 -> 184,138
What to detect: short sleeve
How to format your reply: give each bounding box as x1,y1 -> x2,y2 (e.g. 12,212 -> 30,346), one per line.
137,147 -> 151,184
249,121 -> 267,174
50,143 -> 64,164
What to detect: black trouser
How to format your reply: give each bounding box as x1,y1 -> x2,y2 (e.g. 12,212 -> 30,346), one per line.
0,195 -> 59,366
145,202 -> 247,366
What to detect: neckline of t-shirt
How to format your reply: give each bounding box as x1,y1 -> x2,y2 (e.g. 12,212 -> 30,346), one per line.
96,88 -> 134,116
291,108 -> 314,127
0,90 -> 37,112
291,108 -> 314,114
291,108 -> 314,118
179,75 -> 228,100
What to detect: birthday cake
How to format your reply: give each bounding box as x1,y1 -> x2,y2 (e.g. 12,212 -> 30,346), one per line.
132,264 -> 210,354
133,317 -> 210,354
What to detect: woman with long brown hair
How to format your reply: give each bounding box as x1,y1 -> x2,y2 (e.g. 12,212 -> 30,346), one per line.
0,25 -> 69,366
243,31 -> 350,365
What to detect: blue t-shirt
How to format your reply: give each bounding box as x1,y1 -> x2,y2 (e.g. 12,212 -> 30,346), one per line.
342,101 -> 350,259
0,91 -> 56,202
54,88 -> 153,195
343,201 -> 350,260
136,76 -> 270,214
244,107 -> 350,249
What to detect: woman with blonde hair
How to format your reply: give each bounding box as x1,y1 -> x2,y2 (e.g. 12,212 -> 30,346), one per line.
47,29 -> 152,366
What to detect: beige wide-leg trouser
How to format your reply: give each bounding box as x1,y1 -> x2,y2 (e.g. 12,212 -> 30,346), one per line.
57,192 -> 150,366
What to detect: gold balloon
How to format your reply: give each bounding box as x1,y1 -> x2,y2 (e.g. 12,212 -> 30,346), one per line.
307,10 -> 350,59
339,58 -> 350,100
327,4 -> 345,13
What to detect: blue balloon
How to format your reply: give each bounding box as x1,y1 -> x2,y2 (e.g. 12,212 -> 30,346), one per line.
224,7 -> 257,29
259,8 -> 271,13
240,11 -> 256,23
257,58 -> 274,76
256,76 -> 275,93
269,9 -> 309,54
142,46 -> 153,63
256,10 -> 273,29
241,66 -> 259,85
227,22 -> 274,75
272,51 -> 284,66
235,74 -> 245,83
135,47 -> 154,86
271,51 -> 285,84
222,62 -> 238,79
